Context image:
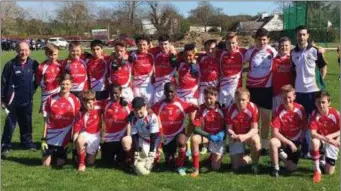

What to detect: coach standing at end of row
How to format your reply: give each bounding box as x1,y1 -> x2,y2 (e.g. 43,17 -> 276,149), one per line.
291,25 -> 328,157
1,41 -> 39,157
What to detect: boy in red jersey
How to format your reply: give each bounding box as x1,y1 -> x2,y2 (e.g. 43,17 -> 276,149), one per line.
198,40 -> 220,105
102,84 -> 133,168
61,41 -> 89,98
41,73 -> 81,167
191,86 -> 225,177
219,32 -> 247,108
87,40 -> 110,101
269,85 -> 306,177
36,44 -> 61,115
272,37 -> 294,112
108,40 -> 134,102
152,82 -> 196,173
73,90 -> 104,172
309,91 -> 340,183
130,35 -> 155,107
225,87 -> 261,174
177,43 -> 200,106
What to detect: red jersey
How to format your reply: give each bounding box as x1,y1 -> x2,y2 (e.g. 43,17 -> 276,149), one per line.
44,93 -> 81,129
178,62 -> 199,89
271,103 -> 306,140
73,101 -> 104,134
87,56 -> 109,92
193,104 -> 225,134
35,60 -> 61,102
309,107 -> 340,136
152,97 -> 196,140
153,51 -> 177,86
198,55 -> 220,87
103,100 -> 131,142
225,102 -> 259,135
272,54 -> 294,96
131,52 -> 154,86
61,58 -> 89,91
219,48 -> 246,88
108,55 -> 132,87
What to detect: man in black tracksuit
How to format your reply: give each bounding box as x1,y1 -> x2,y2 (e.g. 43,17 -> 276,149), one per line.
1,42 -> 39,156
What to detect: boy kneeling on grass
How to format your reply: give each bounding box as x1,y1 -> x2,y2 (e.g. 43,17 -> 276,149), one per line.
269,85 -> 306,177
225,87 -> 261,174
309,91 -> 340,183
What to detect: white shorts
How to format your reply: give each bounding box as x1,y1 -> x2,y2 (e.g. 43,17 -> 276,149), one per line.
79,131 -> 101,155
219,85 -> 237,108
139,137 -> 161,157
229,139 -> 245,156
153,83 -> 165,105
121,86 -> 134,102
133,83 -> 154,107
272,95 -> 283,113
322,142 -> 339,160
208,140 -> 225,155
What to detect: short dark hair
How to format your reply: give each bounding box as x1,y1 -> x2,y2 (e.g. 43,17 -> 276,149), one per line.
164,82 -> 176,92
184,43 -> 196,52
315,90 -> 331,102
113,40 -> 127,48
217,41 -> 227,50
295,25 -> 309,34
68,41 -> 81,49
279,36 -> 291,44
90,39 -> 103,49
204,86 -> 218,96
58,72 -> 73,83
204,39 -> 217,48
158,34 -> 170,42
255,28 -> 269,38
135,34 -> 150,45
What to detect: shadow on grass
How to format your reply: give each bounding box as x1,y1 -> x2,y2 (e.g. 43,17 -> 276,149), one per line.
3,156 -> 42,166
4,142 -> 39,151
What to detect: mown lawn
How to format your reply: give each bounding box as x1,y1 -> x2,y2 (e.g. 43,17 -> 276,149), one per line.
0,49 -> 340,191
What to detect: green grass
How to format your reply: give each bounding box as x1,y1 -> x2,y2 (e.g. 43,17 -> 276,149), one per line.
1,50 -> 340,191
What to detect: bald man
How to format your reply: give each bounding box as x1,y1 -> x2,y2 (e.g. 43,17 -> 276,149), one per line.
1,42 -> 39,156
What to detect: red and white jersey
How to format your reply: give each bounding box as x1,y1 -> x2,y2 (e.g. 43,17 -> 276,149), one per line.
131,111 -> 159,141
178,62 -> 199,89
108,55 -> 132,88
152,97 -> 196,144
87,56 -> 109,91
153,51 -> 177,87
271,103 -> 306,140
61,58 -> 89,91
131,52 -> 154,87
44,93 -> 80,146
219,48 -> 246,88
193,104 -> 224,134
225,102 -> 259,135
73,101 -> 104,134
309,107 -> 340,136
272,54 -> 294,96
35,60 -> 61,102
103,100 -> 131,142
198,55 -> 220,87
244,45 -> 277,88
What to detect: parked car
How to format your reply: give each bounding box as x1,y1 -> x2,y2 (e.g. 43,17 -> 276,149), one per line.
47,37 -> 69,49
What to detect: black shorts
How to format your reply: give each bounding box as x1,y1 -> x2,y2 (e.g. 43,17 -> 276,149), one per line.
296,92 -> 318,116
101,142 -> 124,164
163,138 -> 178,155
247,87 -> 272,110
280,141 -> 301,164
95,90 -> 109,100
42,145 -> 67,160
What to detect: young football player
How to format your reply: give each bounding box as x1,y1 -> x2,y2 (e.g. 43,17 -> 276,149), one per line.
130,35 -> 155,107
309,91 -> 340,183
108,40 -> 134,102
244,28 -> 278,154
272,37 -> 294,112
41,73 -> 81,167
191,86 -> 225,177
225,87 -> 261,174
35,44 -> 61,115
73,90 -> 104,172
87,40 -> 110,101
152,82 -> 196,174
219,32 -> 247,108
61,41 -> 89,98
102,84 -> 133,168
269,85 -> 306,177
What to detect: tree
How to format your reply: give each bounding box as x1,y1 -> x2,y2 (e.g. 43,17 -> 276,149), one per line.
188,2 -> 223,32
0,2 -> 21,35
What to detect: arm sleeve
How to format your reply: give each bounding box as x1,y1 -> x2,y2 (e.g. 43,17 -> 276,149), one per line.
243,48 -> 252,63
193,127 -> 210,138
32,60 -> 40,91
74,97 -> 81,116
252,105 -> 259,123
35,63 -> 42,87
316,51 -> 327,69
148,114 -> 160,134
43,96 -> 51,118
1,61 -> 11,104
149,132 -> 158,152
309,114 -> 318,131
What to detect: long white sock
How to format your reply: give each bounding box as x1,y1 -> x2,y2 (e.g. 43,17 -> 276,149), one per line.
314,160 -> 321,173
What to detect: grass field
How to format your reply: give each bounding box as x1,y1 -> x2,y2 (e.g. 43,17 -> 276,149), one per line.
1,50 -> 340,191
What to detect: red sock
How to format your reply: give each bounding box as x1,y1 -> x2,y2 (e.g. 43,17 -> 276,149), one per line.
78,151 -> 86,167
310,150 -> 320,161
176,147 -> 186,168
192,152 -> 200,170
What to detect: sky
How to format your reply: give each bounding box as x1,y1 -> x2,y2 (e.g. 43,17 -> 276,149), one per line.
17,1 -> 279,20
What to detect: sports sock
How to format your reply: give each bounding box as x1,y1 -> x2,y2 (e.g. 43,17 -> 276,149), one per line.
274,164 -> 279,171
192,152 -> 200,170
310,150 -> 321,173
176,147 -> 186,168
78,151 -> 86,167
